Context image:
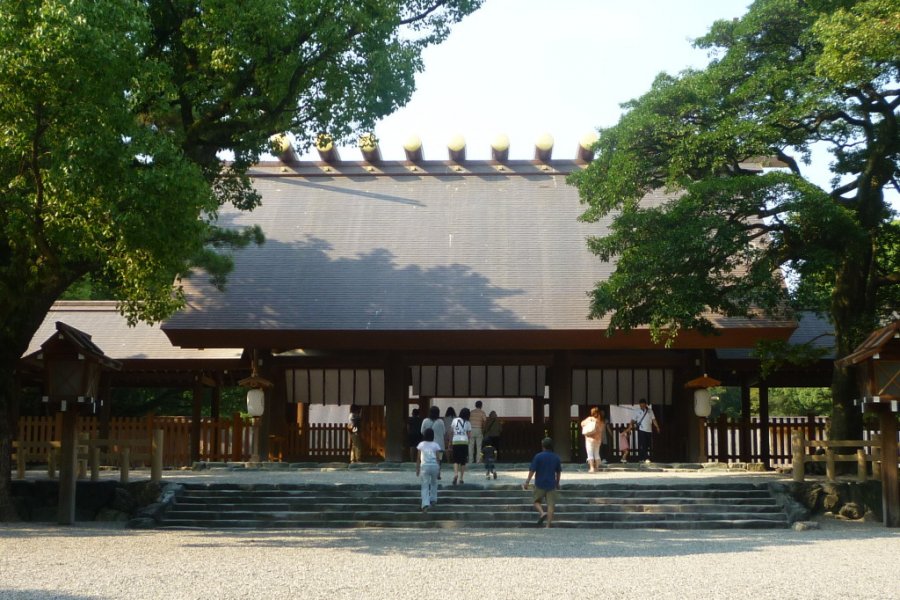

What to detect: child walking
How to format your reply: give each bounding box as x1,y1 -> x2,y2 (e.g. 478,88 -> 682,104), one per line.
481,443 -> 497,479
619,422 -> 633,463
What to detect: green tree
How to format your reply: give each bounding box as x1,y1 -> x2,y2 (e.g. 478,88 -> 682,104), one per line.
570,0 -> 899,444
0,0 -> 480,521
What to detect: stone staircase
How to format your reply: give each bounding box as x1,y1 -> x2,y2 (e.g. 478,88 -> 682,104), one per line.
158,482 -> 790,529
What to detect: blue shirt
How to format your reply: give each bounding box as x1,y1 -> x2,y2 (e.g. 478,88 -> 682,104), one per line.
530,450 -> 562,490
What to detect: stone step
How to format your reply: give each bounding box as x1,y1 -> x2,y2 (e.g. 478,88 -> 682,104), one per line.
178,488 -> 774,500
158,518 -> 788,530
163,508 -> 786,522
169,500 -> 783,514
157,483 -> 790,530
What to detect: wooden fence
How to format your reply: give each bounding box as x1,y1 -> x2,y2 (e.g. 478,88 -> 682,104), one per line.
16,413 -> 888,468
15,414 -> 390,467
790,431 -> 883,483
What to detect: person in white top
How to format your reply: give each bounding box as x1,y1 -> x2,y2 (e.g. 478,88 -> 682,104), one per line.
420,406 -> 445,480
580,406 -> 602,473
416,428 -> 442,511
468,401 -> 487,464
633,398 -> 661,462
450,407 -> 472,485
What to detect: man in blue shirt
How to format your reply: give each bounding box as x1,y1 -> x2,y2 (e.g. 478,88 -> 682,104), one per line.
522,437 -> 562,528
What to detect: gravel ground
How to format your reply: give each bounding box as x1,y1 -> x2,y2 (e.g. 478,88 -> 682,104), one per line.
4,467 -> 898,599
1,518 -> 897,600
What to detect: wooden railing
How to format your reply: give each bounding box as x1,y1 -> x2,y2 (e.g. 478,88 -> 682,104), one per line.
13,430 -> 163,483
705,415 -> 830,465
791,430 -> 883,483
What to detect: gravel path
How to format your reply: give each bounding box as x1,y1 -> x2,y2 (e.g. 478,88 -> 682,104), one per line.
6,468 -> 898,599
2,518 -> 897,600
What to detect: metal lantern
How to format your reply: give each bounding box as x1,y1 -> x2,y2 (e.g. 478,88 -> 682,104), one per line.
246,388 -> 266,417
693,388 -> 712,418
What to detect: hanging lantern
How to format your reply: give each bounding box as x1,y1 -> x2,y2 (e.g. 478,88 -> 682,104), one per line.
694,388 -> 712,418
246,388 -> 266,417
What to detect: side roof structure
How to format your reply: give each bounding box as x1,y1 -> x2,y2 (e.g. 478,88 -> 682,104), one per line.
162,160 -> 797,351
20,302 -> 243,387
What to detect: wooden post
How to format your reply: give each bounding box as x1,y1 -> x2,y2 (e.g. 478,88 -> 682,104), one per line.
77,432 -> 88,479
792,429 -> 806,483
232,412 -> 243,462
48,446 -> 57,478
825,448 -> 836,481
58,408 -> 79,525
90,446 -> 100,482
739,380 -> 751,462
758,385 -> 771,469
717,414 -> 729,463
872,434 -> 882,482
698,417 -> 708,463
120,447 -> 130,484
151,429 -> 164,483
190,381 -> 203,464
383,354 -> 408,462
871,408 -> 899,527
550,352 -> 573,462
857,448 -> 867,483
15,443 -> 25,480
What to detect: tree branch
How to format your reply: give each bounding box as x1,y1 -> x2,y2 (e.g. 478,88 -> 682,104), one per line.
399,1 -> 448,26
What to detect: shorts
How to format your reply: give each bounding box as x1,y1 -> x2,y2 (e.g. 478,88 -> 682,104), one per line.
532,486 -> 559,508
452,444 -> 468,465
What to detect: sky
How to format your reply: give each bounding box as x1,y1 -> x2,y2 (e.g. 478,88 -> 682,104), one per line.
297,0 -> 754,163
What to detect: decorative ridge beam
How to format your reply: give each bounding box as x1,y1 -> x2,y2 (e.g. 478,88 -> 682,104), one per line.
491,134 -> 509,162
577,132 -> 598,163
358,133 -> 381,163
270,134 -> 298,164
403,135 -> 423,163
448,134 -> 466,163
315,134 -> 340,163
534,133 -> 553,162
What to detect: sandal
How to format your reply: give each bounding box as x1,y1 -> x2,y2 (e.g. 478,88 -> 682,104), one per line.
452,476 -> 458,485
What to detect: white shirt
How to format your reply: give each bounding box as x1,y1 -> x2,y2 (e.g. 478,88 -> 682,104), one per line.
417,440 -> 442,466
451,417 -> 471,444
634,406 -> 655,433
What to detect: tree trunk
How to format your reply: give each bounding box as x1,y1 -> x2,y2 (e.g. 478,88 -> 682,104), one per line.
0,364 -> 20,521
0,286 -> 65,522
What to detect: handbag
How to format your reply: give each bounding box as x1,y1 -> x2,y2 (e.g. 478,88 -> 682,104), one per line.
581,418 -> 598,436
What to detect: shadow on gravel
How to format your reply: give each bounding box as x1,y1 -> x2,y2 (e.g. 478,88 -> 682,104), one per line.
0,591 -> 101,600
3,521 -> 897,561
169,525 -> 900,559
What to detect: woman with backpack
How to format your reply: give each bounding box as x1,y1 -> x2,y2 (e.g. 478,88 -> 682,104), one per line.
450,407 -> 472,485
580,406 -> 602,473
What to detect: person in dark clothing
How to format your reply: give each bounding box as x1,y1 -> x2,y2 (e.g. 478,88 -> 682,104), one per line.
522,437 -> 562,528
408,408 -> 424,462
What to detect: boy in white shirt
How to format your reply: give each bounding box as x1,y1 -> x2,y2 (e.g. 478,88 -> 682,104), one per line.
416,428 -> 442,511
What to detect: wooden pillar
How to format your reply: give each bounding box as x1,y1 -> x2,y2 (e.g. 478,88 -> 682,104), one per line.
758,384 -> 771,469
210,384 -> 221,419
98,376 -> 112,441
383,354 -> 407,462
190,380 -> 203,464
210,377 -> 221,459
550,352 -> 572,462
296,402 -> 309,460
717,413 -> 729,463
256,351 -> 275,461
867,405 -> 898,527
57,407 -> 78,525
739,379 -> 751,462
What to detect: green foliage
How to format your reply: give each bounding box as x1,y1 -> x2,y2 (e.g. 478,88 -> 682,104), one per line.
110,387 -> 247,418
709,386 -> 832,418
0,0 -> 481,349
0,0 -> 481,519
570,0 -> 899,436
